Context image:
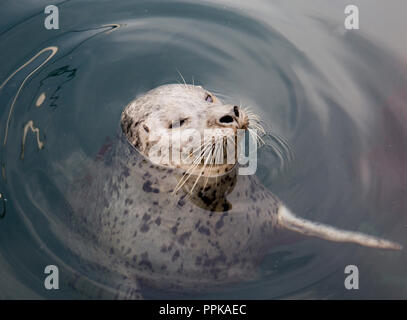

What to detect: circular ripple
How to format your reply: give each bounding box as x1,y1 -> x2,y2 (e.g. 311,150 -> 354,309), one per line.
0,0 -> 406,299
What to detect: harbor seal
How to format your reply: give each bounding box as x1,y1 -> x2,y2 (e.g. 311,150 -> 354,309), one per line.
63,84 -> 402,299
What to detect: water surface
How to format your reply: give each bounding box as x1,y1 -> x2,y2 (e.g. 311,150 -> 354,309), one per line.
0,0 -> 406,299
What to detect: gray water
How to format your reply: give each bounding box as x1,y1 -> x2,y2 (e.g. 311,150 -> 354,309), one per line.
0,0 -> 406,299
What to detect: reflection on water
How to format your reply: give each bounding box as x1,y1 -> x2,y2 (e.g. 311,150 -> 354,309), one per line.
0,0 -> 406,299
1,47 -> 58,148
21,120 -> 44,160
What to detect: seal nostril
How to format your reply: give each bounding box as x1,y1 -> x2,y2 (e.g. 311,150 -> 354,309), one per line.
233,106 -> 239,117
219,115 -> 234,124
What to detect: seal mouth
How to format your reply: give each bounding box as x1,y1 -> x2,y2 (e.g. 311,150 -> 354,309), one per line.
180,137 -> 238,175
176,106 -> 262,173
173,107 -> 264,192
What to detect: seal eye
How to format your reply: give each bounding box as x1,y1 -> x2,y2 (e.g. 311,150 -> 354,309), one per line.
169,118 -> 188,129
205,94 -> 213,103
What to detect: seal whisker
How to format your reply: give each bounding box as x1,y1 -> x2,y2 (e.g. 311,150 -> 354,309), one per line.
188,141 -> 212,158
205,88 -> 232,99
206,139 -> 226,192
176,69 -> 188,89
184,136 -> 226,196
240,105 -> 267,147
248,128 -> 265,147
174,154 -> 208,193
203,143 -> 220,192
250,123 -> 266,137
185,144 -> 215,196
173,142 -> 214,194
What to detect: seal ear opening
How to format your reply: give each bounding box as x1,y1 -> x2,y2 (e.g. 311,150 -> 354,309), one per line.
277,206 -> 402,250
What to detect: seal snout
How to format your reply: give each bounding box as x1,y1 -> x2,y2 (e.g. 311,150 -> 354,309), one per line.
216,105 -> 247,129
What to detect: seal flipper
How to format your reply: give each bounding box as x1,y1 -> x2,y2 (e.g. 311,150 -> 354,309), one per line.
277,206 -> 402,250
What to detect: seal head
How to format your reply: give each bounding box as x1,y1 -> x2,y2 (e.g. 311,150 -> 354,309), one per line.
121,84 -> 248,176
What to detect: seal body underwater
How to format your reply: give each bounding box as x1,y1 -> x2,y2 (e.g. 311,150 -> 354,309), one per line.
62,84 -> 402,299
